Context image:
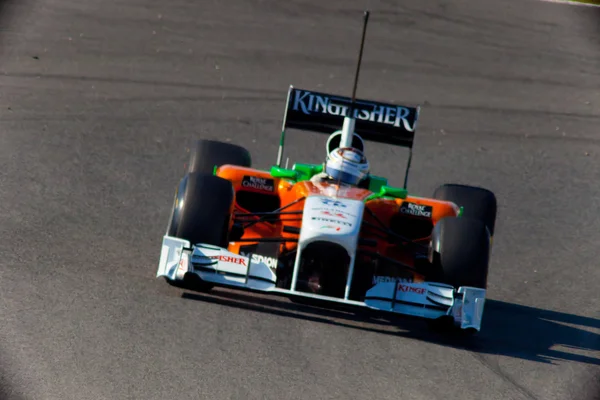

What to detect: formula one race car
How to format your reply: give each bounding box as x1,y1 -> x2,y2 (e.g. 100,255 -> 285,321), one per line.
156,12 -> 497,333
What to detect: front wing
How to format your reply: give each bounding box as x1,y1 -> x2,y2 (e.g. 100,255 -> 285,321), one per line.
157,235 -> 486,331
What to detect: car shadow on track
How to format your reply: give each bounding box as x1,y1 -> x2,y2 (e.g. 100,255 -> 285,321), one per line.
180,288 -> 600,366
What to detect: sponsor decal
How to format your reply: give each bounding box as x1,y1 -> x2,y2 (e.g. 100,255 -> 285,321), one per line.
311,217 -> 352,226
320,198 -> 347,208
291,89 -> 416,132
320,225 -> 341,232
372,275 -> 413,285
399,202 -> 433,218
240,252 -> 278,270
398,284 -> 426,295
177,257 -> 188,274
310,207 -> 357,218
242,175 -> 275,192
321,210 -> 346,219
208,255 -> 247,266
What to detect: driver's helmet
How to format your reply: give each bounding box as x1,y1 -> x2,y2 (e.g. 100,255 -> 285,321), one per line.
324,147 -> 370,186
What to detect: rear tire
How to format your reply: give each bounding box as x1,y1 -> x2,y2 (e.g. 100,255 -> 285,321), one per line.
433,183 -> 497,236
165,173 -> 235,292
187,139 -> 251,174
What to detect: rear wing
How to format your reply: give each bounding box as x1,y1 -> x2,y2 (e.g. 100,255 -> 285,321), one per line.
273,12 -> 422,189
281,86 -> 420,148
276,86 -> 421,188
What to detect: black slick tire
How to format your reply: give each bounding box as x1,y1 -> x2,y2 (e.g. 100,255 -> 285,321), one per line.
167,173 -> 234,247
187,139 -> 251,174
430,216 -> 490,289
165,173 -> 235,292
427,216 -> 490,335
433,183 -> 497,236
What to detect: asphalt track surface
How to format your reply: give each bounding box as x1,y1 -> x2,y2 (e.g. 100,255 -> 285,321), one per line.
1,0 -> 599,399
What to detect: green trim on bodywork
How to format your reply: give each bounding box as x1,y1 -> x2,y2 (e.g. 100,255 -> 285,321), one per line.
364,185 -> 408,202
458,206 -> 464,217
270,162 -> 391,192
213,165 -> 218,175
270,163 -> 324,182
366,175 -> 388,193
293,163 -> 323,181
269,163 -> 405,204
270,165 -> 299,181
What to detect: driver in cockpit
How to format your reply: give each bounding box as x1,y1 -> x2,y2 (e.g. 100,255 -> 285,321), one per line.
310,131 -> 370,188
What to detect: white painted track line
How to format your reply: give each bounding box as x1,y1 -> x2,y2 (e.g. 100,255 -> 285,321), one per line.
537,0 -> 600,7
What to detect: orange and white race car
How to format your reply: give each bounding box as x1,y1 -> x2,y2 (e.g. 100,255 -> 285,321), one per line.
156,12 -> 497,333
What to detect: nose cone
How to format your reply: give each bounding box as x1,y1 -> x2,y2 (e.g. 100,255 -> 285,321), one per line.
299,196 -> 365,251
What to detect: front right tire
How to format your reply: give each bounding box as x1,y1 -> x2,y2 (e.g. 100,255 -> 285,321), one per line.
165,172 -> 235,292
167,172 -> 234,247
186,139 -> 251,174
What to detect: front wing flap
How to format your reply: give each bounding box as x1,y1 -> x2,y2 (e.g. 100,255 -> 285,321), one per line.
157,236 -> 277,290
157,236 -> 486,331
